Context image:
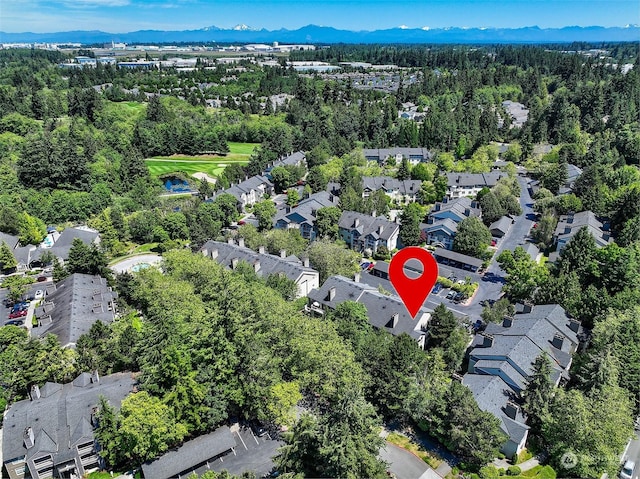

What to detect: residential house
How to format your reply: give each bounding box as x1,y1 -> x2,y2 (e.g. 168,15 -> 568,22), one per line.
200,239 -> 320,298
32,273 -> 118,349
423,197 -> 482,250
554,211 -> 611,253
361,176 -> 422,204
518,243 -> 541,263
501,100 -> 529,128
307,275 -> 431,349
490,216 -> 513,238
274,191 -> 339,240
558,164 -> 583,195
4,226 -> 100,270
362,148 -> 433,166
2,372 -> 135,479
422,219 -> 458,250
220,175 -> 273,211
141,427 -> 237,479
464,303 -> 582,457
446,172 -> 507,199
429,197 -> 481,223
266,151 -> 306,172
338,211 -> 399,253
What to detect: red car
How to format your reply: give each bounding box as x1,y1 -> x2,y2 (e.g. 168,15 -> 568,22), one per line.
9,310 -> 28,319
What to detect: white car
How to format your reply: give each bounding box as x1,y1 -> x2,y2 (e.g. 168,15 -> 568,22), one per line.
34,290 -> 44,300
620,460 -> 635,479
456,279 -> 466,285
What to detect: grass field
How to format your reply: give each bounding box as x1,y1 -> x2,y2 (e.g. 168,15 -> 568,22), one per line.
145,142 -> 257,179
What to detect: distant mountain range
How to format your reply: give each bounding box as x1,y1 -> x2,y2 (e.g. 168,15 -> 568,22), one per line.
1,24 -> 639,44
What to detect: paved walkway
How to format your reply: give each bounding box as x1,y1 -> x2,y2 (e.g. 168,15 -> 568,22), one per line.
492,457 -> 540,471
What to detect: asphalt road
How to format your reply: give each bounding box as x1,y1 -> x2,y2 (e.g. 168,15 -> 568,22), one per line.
622,425 -> 640,479
380,441 -> 430,479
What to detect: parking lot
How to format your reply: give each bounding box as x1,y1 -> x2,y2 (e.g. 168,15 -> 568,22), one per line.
0,275 -> 52,328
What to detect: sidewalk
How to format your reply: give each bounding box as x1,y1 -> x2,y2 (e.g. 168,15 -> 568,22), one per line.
492,457 -> 540,472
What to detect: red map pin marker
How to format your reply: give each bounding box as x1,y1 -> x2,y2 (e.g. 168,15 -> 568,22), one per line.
389,247 -> 439,319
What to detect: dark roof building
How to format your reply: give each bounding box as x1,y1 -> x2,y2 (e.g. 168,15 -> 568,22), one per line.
465,303 -> 581,457
490,216 -> 513,238
445,172 -> 507,199
432,247 -> 483,272
362,148 -> 433,165
554,211 -> 611,253
200,239 -> 320,298
2,372 -> 135,479
32,274 -> 117,349
338,211 -> 400,252
361,176 -> 422,204
141,427 -> 237,479
268,151 -> 306,170
274,191 -> 339,241
428,197 -> 480,223
307,275 -> 431,348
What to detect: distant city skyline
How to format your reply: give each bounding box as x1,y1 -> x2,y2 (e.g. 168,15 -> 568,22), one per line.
1,0 -> 638,33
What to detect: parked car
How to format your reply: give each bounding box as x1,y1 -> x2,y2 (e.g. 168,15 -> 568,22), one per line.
37,276 -> 48,282
453,292 -> 465,303
456,279 -> 466,285
446,290 -> 456,300
250,420 -> 268,437
432,283 -> 442,294
620,460 -> 635,479
34,290 -> 44,300
9,310 -> 28,319
11,302 -> 29,313
5,319 -> 24,326
3,298 -> 15,308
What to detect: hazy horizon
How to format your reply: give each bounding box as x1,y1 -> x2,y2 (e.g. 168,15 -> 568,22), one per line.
2,0 -> 639,34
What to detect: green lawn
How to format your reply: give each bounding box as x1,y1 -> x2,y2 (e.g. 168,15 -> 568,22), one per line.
228,141 -> 259,155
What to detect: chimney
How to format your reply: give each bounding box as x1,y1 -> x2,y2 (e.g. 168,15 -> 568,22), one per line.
377,225 -> 384,234
464,208 -> 471,216
303,257 -> 309,268
31,384 -> 41,400
328,287 -> 336,301
329,194 -> 334,202
91,370 -> 100,384
504,401 -> 519,420
503,315 -> 514,328
568,318 -> 580,333
354,272 -> 361,283
521,301 -> 533,313
231,258 -> 239,269
551,333 -> 564,350
435,203 -> 441,211
280,249 -> 286,258
211,249 -> 219,259
254,260 -> 261,273
238,237 -> 245,248
481,333 -> 494,348
23,427 -> 35,449
354,218 -> 360,228
386,313 -> 399,329
258,246 -> 265,254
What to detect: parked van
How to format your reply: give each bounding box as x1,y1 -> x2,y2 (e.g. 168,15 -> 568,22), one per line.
620,460 -> 635,479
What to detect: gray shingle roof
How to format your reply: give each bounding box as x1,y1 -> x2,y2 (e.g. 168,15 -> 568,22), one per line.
433,247 -> 483,268
307,275 -> 431,341
274,191 -> 339,226
490,216 -> 513,236
31,273 -> 117,348
30,227 -> 100,264
2,373 -> 135,475
271,151 -> 306,168
554,211 -> 610,250
424,218 -> 458,235
430,197 -> 480,221
362,148 -> 433,162
462,374 -> 529,445
361,176 -> 422,196
446,172 -> 506,189
141,427 -> 236,479
200,240 -> 318,285
338,211 -> 399,241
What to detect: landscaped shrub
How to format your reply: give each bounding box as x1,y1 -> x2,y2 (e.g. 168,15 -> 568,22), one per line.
507,466 -> 522,476
479,465 -> 500,479
538,465 -> 557,479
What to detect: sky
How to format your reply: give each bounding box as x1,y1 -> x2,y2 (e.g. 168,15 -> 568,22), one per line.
1,0 -> 639,33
